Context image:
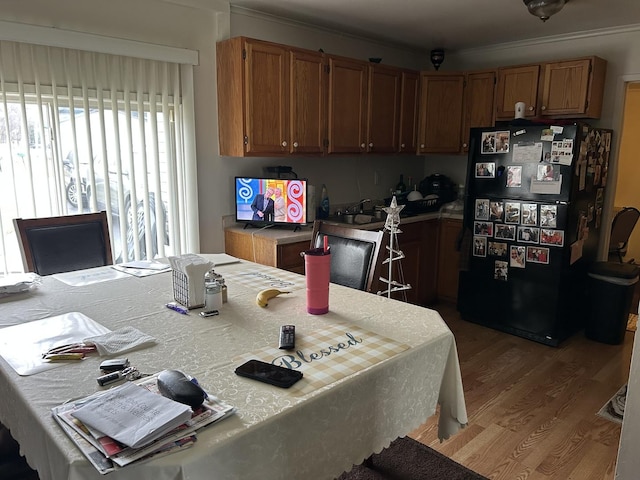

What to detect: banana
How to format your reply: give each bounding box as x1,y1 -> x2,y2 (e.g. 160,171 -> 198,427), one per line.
256,288 -> 290,307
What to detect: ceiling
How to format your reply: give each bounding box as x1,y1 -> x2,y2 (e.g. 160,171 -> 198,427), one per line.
229,0 -> 640,52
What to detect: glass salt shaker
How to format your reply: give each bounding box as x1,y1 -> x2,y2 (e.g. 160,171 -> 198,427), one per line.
205,279 -> 222,311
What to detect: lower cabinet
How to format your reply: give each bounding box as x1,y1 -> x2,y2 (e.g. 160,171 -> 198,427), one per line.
437,218 -> 462,303
223,229 -> 308,274
384,219 -> 438,306
224,217 -> 455,306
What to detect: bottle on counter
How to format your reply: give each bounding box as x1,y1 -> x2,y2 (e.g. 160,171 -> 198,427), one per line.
319,184 -> 330,219
395,174 -> 406,194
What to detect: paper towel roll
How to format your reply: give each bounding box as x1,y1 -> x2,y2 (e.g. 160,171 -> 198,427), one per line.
515,102 -> 526,119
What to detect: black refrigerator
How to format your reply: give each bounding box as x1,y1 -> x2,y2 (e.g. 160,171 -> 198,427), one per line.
457,122 -> 613,346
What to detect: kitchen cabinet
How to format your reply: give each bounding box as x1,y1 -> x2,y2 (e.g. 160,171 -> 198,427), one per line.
224,215 -> 443,306
398,70 -> 419,153
289,48 -> 326,154
539,57 -> 606,118
437,218 -> 462,303
386,219 -> 439,305
495,64 -> 540,120
216,37 -> 325,156
366,64 -> 401,153
327,55 -> 369,154
461,70 -> 496,152
495,56 -> 607,121
224,228 -> 308,274
417,73 -> 465,154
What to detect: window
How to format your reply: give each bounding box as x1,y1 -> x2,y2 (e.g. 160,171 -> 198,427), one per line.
0,40 -> 198,274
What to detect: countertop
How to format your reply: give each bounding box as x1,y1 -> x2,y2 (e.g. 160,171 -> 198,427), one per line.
224,211 -> 463,246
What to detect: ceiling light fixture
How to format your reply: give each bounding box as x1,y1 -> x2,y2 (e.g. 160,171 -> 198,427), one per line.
430,49 -> 444,71
523,0 -> 568,22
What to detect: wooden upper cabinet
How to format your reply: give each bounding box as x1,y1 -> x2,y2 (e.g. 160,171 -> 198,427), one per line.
366,64 -> 401,153
539,57 -> 607,118
289,48 -> 325,154
495,64 -> 540,120
216,37 -> 324,157
417,73 -> 465,154
243,40 -> 289,155
327,56 -> 369,154
398,70 -> 419,154
461,70 -> 496,152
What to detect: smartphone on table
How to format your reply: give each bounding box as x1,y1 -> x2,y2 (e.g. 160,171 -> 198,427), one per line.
234,359 -> 303,388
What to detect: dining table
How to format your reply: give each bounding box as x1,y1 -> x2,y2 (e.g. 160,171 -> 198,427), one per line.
0,254 -> 467,480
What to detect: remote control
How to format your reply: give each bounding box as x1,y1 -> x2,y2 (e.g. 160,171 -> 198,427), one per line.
279,325 -> 295,350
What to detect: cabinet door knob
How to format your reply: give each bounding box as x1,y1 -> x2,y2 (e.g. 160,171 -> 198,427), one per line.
281,141 -> 288,147
463,143 -> 468,148
400,143 -> 406,149
293,141 -> 299,148
361,143 -> 366,149
541,106 -> 546,111
369,142 -> 374,148
528,106 -> 534,111
420,144 -> 425,148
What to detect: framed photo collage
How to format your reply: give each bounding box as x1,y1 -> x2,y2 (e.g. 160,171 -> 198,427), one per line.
473,198 -> 565,282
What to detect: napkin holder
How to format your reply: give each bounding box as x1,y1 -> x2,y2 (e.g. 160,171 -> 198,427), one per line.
169,254 -> 212,309
172,270 -> 205,309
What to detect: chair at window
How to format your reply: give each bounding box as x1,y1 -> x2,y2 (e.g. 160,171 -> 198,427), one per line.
310,220 -> 384,292
608,207 -> 640,263
13,211 -> 113,276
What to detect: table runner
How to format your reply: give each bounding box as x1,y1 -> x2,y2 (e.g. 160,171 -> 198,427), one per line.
233,324 -> 410,395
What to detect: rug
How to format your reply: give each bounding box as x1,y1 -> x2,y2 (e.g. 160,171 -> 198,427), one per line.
627,313 -> 637,332
597,384 -> 627,425
337,437 -> 488,480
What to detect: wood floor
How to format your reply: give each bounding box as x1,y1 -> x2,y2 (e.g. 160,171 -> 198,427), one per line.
411,302 -> 634,480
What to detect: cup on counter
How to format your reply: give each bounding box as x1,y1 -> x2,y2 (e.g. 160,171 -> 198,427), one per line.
303,246 -> 331,315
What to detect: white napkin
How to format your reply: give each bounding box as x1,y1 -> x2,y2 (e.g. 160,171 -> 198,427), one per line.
84,326 -> 156,356
168,254 -> 213,307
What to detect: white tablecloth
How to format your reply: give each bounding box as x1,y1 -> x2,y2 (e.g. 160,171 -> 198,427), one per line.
0,257 -> 467,480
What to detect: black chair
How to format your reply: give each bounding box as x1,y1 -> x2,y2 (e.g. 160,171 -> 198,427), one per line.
608,207 -> 640,263
310,220 -> 384,292
13,211 -> 113,276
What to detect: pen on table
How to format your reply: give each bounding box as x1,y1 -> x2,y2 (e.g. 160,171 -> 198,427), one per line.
166,302 -> 189,315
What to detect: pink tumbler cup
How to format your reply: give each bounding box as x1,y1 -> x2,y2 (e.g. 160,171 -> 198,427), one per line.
304,247 -> 330,315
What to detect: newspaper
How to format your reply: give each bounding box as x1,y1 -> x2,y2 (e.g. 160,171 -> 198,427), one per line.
52,373 -> 236,473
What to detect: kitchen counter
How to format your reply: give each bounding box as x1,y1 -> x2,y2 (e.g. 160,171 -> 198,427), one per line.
223,210 -> 462,246
224,210 -> 464,304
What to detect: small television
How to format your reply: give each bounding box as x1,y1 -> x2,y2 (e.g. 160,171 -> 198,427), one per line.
235,177 -> 308,228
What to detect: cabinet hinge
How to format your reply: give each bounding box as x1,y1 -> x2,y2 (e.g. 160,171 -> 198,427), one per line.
242,49 -> 246,60
244,135 -> 248,145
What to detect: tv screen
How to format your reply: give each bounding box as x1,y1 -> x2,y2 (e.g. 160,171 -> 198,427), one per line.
235,177 -> 308,226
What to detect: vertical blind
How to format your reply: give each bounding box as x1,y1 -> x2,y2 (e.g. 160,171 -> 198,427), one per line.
0,40 -> 197,274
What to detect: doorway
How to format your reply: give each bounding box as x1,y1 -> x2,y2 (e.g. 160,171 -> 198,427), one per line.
615,82 -> 640,313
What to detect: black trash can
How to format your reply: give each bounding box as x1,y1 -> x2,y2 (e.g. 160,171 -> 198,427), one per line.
586,261 -> 640,344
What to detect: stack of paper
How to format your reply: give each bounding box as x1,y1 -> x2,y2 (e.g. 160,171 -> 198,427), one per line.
52,374 -> 235,474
